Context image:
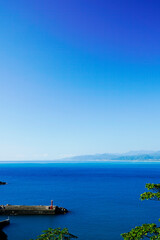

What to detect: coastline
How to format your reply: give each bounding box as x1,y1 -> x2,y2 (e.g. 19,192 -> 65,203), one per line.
1,160 -> 160,164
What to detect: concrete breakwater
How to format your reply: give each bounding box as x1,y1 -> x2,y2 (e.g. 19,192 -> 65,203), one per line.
0,204 -> 68,216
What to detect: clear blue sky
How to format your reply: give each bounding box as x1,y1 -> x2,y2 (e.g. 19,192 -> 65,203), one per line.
0,0 -> 160,160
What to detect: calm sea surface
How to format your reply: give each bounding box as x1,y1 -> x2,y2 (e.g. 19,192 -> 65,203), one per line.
0,162 -> 160,240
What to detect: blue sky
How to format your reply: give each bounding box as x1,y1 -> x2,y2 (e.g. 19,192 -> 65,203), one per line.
0,0 -> 160,160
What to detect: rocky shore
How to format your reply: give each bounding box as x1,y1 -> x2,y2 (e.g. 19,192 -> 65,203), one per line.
0,230 -> 7,240
0,219 -> 10,240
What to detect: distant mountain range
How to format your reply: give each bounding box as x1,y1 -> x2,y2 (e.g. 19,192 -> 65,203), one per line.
61,151 -> 160,162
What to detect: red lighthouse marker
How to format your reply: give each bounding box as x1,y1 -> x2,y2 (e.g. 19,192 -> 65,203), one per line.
50,200 -> 53,209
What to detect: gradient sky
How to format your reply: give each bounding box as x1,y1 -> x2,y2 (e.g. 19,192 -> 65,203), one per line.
0,0 -> 160,160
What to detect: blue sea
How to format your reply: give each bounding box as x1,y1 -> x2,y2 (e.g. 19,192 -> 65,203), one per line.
0,162 -> 160,240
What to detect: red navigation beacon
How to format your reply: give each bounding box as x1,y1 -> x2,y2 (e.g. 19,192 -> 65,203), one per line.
50,200 -> 53,209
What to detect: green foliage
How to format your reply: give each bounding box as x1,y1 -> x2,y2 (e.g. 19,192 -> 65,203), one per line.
121,223 -> 160,240
31,228 -> 78,240
140,183 -> 160,201
122,183 -> 160,239
145,184 -> 160,192
140,192 -> 160,201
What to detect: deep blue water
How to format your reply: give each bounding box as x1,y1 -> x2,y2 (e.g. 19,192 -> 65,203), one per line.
0,162 -> 160,240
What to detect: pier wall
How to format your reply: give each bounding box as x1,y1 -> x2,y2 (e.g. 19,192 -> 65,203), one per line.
0,205 -> 68,215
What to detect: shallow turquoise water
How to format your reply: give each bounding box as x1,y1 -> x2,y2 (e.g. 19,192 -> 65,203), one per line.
0,162 -> 160,240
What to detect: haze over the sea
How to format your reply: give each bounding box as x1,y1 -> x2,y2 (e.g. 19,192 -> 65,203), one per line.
1,0 -> 160,161
1,151 -> 160,163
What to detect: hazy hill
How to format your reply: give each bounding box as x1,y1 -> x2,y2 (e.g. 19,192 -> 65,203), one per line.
61,151 -> 160,162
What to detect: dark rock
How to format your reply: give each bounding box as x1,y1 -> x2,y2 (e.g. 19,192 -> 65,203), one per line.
0,182 -> 6,185
0,230 -> 7,240
55,206 -> 68,214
